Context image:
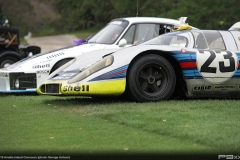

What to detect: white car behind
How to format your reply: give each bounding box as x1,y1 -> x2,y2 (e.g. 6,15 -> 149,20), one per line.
0,17 -> 190,93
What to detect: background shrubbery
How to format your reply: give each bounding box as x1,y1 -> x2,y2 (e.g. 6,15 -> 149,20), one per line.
0,0 -> 239,36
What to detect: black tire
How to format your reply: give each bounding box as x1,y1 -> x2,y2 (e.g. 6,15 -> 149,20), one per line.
50,58 -> 73,73
127,54 -> 176,102
0,56 -> 18,68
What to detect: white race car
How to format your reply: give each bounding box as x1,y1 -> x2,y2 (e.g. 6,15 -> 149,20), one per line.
0,17 -> 189,93
37,29 -> 240,102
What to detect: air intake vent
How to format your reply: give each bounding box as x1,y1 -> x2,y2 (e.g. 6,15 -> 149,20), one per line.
46,84 -> 60,94
40,85 -> 46,93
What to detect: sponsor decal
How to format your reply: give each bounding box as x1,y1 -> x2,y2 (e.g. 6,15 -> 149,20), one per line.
213,85 -> 237,91
46,52 -> 64,59
36,70 -> 50,74
32,63 -> 50,69
193,85 -> 212,91
196,49 -> 238,84
63,85 -> 89,92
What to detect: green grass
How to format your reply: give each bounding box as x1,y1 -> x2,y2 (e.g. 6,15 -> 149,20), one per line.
0,95 -> 239,156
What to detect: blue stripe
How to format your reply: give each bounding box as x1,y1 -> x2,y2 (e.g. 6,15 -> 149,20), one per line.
0,89 -> 36,93
182,69 -> 195,77
90,65 -> 128,81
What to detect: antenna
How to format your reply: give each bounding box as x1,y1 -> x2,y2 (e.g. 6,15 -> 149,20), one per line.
136,0 -> 138,17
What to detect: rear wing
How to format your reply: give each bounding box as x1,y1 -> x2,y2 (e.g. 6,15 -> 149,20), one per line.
229,22 -> 240,31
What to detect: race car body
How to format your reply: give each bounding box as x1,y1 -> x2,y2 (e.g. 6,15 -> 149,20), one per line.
37,29 -> 240,102
0,17 -> 188,93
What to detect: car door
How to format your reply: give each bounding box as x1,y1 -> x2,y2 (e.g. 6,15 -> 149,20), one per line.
193,30 -> 238,84
187,30 -> 240,96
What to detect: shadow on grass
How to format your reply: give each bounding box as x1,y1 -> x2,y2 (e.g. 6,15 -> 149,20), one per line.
42,95 -> 240,108
42,95 -> 133,107
0,92 -> 39,97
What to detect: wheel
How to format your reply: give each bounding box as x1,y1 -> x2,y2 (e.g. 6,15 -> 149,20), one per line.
127,54 -> 176,102
0,56 -> 18,68
50,58 -> 73,73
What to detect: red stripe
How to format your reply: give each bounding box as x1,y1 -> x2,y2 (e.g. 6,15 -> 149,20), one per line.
101,70 -> 127,78
180,62 -> 197,68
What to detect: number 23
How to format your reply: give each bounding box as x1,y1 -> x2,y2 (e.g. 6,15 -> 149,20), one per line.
199,49 -> 236,73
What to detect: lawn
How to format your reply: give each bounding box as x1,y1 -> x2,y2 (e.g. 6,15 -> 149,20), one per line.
0,94 -> 239,158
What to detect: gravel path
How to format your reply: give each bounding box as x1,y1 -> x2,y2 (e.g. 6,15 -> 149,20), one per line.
25,34 -> 78,53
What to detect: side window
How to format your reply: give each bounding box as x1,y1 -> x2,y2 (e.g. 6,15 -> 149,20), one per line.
193,30 -> 226,50
134,24 -> 173,45
134,24 -> 156,44
122,25 -> 136,44
169,36 -> 188,47
203,30 -> 226,50
195,32 -> 208,49
121,23 -> 173,45
208,38 -> 225,50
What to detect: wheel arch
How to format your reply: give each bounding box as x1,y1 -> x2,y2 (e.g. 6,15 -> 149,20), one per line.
126,50 -> 187,98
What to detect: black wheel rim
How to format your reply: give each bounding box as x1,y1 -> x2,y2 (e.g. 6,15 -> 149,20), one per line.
135,61 -> 168,97
1,60 -> 14,68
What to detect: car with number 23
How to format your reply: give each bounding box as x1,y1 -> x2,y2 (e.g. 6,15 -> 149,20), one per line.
37,24 -> 240,102
0,16 -> 190,93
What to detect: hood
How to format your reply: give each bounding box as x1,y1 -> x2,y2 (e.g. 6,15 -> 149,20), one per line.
4,43 -> 109,71
47,48 -> 120,81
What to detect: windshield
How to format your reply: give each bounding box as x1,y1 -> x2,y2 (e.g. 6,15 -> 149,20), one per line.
88,20 -> 129,44
143,31 -> 189,47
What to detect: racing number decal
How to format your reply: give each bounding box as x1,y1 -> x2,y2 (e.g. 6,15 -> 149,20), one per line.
219,51 -> 235,72
197,49 -> 238,84
200,50 -> 216,73
200,50 -> 235,73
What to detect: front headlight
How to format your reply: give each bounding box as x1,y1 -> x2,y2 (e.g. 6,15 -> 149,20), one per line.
15,79 -> 20,89
69,55 -> 114,83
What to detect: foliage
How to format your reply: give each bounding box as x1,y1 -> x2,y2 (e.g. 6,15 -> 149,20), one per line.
0,0 -> 239,36
161,0 -> 240,29
0,0 -> 61,36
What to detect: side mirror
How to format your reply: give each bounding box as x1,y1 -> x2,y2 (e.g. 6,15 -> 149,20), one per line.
118,39 -> 127,47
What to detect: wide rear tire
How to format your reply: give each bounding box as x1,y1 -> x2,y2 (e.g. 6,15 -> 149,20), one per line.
127,54 -> 176,102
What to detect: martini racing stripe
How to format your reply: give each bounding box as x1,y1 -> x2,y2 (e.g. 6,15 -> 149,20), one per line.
90,65 -> 128,81
171,52 -> 196,79
179,62 -> 196,69
170,51 -> 193,62
233,70 -> 240,77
